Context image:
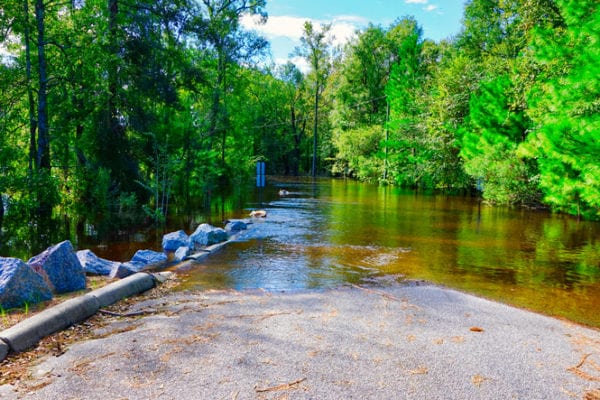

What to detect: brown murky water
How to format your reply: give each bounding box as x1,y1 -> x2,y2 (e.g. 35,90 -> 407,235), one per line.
178,178 -> 600,328
100,178 -> 600,328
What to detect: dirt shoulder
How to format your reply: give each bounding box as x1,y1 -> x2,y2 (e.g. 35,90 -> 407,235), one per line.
1,281 -> 599,399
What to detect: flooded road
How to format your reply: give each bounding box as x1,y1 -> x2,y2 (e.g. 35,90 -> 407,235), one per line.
174,178 -> 600,328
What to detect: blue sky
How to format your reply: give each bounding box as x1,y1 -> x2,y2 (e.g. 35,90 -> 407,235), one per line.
242,0 -> 467,70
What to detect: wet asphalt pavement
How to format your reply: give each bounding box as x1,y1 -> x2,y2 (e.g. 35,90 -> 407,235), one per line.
1,282 -> 599,399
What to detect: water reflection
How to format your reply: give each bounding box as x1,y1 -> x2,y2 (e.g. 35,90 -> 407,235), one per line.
177,178 -> 600,328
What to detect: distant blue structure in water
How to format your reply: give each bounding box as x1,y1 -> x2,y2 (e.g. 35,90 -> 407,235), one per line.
256,161 -> 266,188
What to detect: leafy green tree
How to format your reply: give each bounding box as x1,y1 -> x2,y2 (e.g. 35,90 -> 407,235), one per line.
191,0 -> 267,176
460,75 -> 537,203
295,21 -> 332,177
0,64 -> 21,233
277,62 -> 309,176
454,0 -> 562,202
329,24 -> 392,181
333,24 -> 389,127
235,68 -> 291,175
332,124 -> 384,181
384,17 -> 427,187
419,44 -> 473,190
524,0 -> 600,218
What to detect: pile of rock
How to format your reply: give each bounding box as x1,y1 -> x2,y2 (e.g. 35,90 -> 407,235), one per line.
0,241 -> 85,310
0,221 -> 248,311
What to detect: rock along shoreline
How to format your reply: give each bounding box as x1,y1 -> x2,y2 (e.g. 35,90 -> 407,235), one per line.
0,218 -> 254,362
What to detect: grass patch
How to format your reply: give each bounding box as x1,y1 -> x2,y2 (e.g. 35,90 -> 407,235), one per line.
0,276 -> 115,331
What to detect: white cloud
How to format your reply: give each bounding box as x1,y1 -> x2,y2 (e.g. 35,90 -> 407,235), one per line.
424,4 -> 439,11
241,14 -> 364,70
241,14 -> 306,41
332,15 -> 370,25
329,20 -> 359,47
241,14 -> 362,45
282,56 -> 310,73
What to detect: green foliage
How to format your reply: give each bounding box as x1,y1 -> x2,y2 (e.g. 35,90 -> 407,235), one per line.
332,125 -> 384,181
384,18 -> 429,187
0,0 -> 599,257
524,0 -> 600,218
295,21 -> 333,176
460,75 -> 538,204
419,46 -> 475,190
0,0 -> 287,249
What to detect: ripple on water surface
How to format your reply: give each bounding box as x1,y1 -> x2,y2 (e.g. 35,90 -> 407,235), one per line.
174,179 -> 600,328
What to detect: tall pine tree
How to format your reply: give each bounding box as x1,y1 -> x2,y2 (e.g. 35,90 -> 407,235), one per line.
525,0 -> 600,218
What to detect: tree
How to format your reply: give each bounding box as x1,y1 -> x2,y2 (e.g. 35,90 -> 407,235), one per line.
277,62 -> 309,176
460,75 -> 537,204
524,0 -> 600,218
384,17 -> 427,187
329,24 -> 391,181
454,0 -> 562,202
333,24 -> 389,126
191,0 -> 267,178
295,21 -> 332,177
419,43 -> 473,190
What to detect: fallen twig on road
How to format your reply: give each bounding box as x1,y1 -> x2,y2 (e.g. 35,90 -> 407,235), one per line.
227,310 -> 303,321
584,388 -> 600,400
568,353 -> 600,382
351,284 -> 407,303
255,377 -> 306,393
98,309 -> 153,318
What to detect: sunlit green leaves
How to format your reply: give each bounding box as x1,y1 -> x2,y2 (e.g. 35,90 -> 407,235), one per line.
331,125 -> 385,181
525,0 -> 600,218
460,75 -> 538,204
383,18 -> 425,187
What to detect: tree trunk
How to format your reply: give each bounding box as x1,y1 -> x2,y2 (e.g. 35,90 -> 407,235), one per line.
311,84 -> 318,177
108,0 -> 119,136
383,100 -> 390,181
24,0 -> 37,171
208,48 -> 224,151
35,0 -> 50,170
0,194 -> 4,232
183,126 -> 192,216
291,105 -> 301,176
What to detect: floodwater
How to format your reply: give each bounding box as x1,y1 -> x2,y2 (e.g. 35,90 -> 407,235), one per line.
173,178 -> 600,328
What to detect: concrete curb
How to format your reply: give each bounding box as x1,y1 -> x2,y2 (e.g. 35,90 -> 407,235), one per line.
0,338 -> 8,360
92,272 -> 155,308
0,272 -> 156,359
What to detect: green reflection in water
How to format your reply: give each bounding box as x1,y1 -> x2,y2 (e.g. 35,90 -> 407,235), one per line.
320,179 -> 600,327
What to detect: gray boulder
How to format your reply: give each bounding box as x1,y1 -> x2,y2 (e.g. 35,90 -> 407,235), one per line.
28,240 -> 86,294
109,262 -> 143,279
0,257 -> 52,309
190,223 -> 228,249
76,250 -> 120,276
131,249 -> 167,266
109,250 -> 167,279
174,246 -> 191,261
162,230 -> 190,252
225,219 -> 247,232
